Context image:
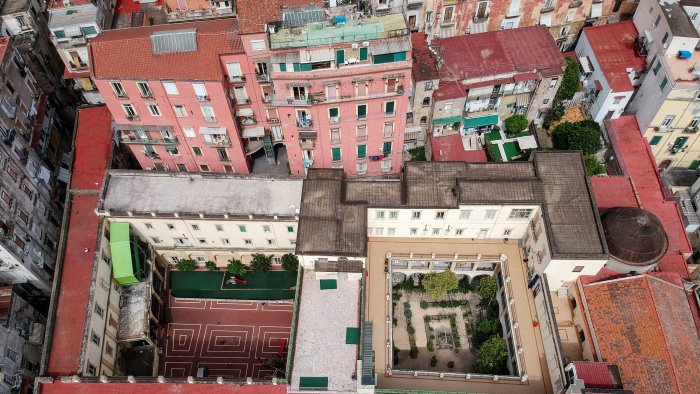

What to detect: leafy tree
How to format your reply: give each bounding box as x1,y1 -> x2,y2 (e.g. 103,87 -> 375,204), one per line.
250,253 -> 272,272
227,259 -> 246,276
553,120 -> 602,155
543,99 -> 565,130
205,261 -> 218,271
281,253 -> 299,272
176,259 -> 196,272
475,276 -> 498,303
410,346 -> 418,359
457,276 -> 472,293
504,115 -> 529,134
408,146 -> 427,161
476,317 -> 500,337
422,270 -> 459,298
447,361 -> 455,368
584,155 -> 606,176
556,58 -> 580,100
474,337 -> 509,374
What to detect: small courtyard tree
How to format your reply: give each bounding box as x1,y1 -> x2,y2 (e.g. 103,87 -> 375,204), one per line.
422,270 -> 459,298
176,259 -> 196,272
281,253 -> 299,272
251,253 -> 272,272
227,259 -> 246,276
504,115 -> 528,135
475,275 -> 498,303
205,261 -> 218,271
584,155 -> 606,176
543,99 -> 565,130
474,336 -> 509,374
552,120 -> 603,155
556,58 -> 580,100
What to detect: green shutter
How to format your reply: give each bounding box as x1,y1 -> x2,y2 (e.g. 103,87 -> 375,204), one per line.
357,144 -> 366,158
357,104 -> 367,118
345,327 -> 360,344
279,63 -> 287,72
332,147 -> 341,161
320,279 -> 337,290
613,0 -> 622,12
359,47 -> 368,61
293,63 -> 301,72
145,145 -> 156,154
329,107 -> 339,117
81,26 -> 97,36
373,53 -> 392,64
336,49 -> 345,64
54,30 -> 66,39
653,61 -> 661,75
385,101 -> 395,114
673,136 -> 688,150
650,136 -> 662,145
300,63 -> 312,71
383,141 -> 392,155
394,52 -> 406,61
690,160 -> 700,170
660,76 -> 668,90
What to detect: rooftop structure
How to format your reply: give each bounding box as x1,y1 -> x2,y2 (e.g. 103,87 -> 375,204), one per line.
297,152 -> 607,259
579,274 -> 700,393
429,134 -> 487,162
89,18 -> 243,80
236,0 -> 323,34
411,32 -> 438,82
99,172 -> 303,217
600,207 -> 668,267
658,0 -> 699,38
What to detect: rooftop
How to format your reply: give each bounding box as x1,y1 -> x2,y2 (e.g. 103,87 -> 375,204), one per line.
435,25 -> 564,83
100,171 -> 303,217
0,0 -> 32,15
411,32 -> 438,81
666,48 -> 700,87
116,281 -> 150,341
70,105 -> 113,190
236,0 -> 323,34
581,275 -> 700,393
48,4 -> 98,29
297,152 -> 607,258
89,18 -> 242,81
602,116 -> 691,277
39,381 -> 287,393
0,36 -> 9,65
48,0 -> 93,9
269,12 -> 408,50
582,21 -> 647,92
429,134 -> 488,163
659,0 -> 699,38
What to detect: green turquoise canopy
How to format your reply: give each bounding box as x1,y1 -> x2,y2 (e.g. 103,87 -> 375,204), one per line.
109,222 -> 138,285
463,114 -> 499,129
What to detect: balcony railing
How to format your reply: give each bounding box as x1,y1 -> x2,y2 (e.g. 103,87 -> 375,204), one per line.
203,135 -> 231,147
126,114 -> 141,121
300,140 -> 315,150
267,117 -> 280,124
256,73 -> 270,82
196,95 -> 210,102
69,36 -> 87,45
240,117 -> 257,126
569,0 -> 582,7
541,5 -> 554,12
204,116 -> 217,123
297,119 -> 314,129
121,135 -> 179,145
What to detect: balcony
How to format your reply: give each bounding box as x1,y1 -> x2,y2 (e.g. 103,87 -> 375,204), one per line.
120,135 -> 178,145
256,73 -> 270,82
68,36 -> 87,45
267,117 -> 280,124
196,95 -> 210,102
239,116 -> 257,126
235,97 -> 251,106
296,119 -> 314,129
126,114 -> 141,121
204,116 -> 217,123
569,0 -> 582,7
273,97 -> 312,106
228,76 -> 246,84
202,135 -> 231,147
300,140 -> 315,150
407,0 -> 423,10
541,5 -> 554,13
69,61 -> 89,71
245,139 -> 264,155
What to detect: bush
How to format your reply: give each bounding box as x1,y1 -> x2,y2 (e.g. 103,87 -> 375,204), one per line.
404,309 -> 413,319
407,325 -> 415,335
205,261 -> 218,271
408,146 -> 427,161
281,253 -> 299,272
584,155 -> 606,176
504,115 -> 529,134
543,99 -> 565,130
422,271 -> 459,297
474,337 -> 509,375
226,259 -> 246,276
250,253 -> 272,272
475,276 -> 498,304
427,340 -> 434,351
176,259 -> 196,272
457,276 -> 472,293
430,355 -> 438,367
552,120 -> 603,155
420,300 -> 429,309
448,361 -> 455,369
393,346 -> 400,365
410,347 -> 418,359
556,58 -> 581,100
434,300 -> 470,308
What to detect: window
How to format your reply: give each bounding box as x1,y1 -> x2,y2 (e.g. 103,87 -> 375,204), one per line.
239,225 -> 247,232
152,237 -> 161,244
356,125 -> 367,140
690,118 -> 700,129
101,252 -> 111,265
17,209 -> 28,224
662,32 -> 669,46
653,60 -> 661,75
376,228 -> 384,236
193,82 -> 208,100
388,228 -> 396,236
217,148 -> 229,161
86,363 -> 97,376
384,101 -> 395,116
174,105 -> 187,117
215,224 -> 224,232
287,226 -> 295,233
549,77 -> 558,88
503,229 -> 512,237
5,348 -> 17,362
384,122 -> 394,137
279,63 -> 287,72
543,98 -> 550,105
367,227 -> 374,236
183,126 -> 195,138
192,147 -> 203,156
95,304 -> 104,317
443,6 -> 455,22
357,104 -> 367,120
329,107 -> 340,123
330,128 -> 341,144
147,104 -> 161,116
250,40 -> 266,51
357,144 -> 367,159
410,228 -> 418,236
509,208 -> 533,219
432,228 -> 441,235
389,211 -> 399,219
244,239 -> 253,245
290,239 -> 297,245
661,115 -> 675,127
485,210 -> 497,219
174,237 -> 186,245
572,266 -> 585,272
201,105 -> 216,122
654,14 -> 661,27
191,224 -> 200,231
331,147 -> 342,162
650,135 -> 662,145
263,225 -> 271,233
455,229 -> 464,236
660,76 -> 669,91
81,25 -> 98,36
460,210 -> 471,220
376,211 -> 385,220
222,238 -> 230,245
122,103 -> 136,117
91,332 -> 101,345
357,162 -> 367,175
612,96 -> 625,105
110,82 -> 127,98
163,81 -> 178,95
383,141 -> 393,155
137,81 -> 153,98
381,159 -> 392,172
420,116 -> 427,125
412,211 -> 421,220
105,343 -> 114,357
167,223 -> 175,230
226,62 -> 242,81
435,211 -> 445,219
198,238 -> 207,245
267,239 -> 276,246
54,30 -> 66,39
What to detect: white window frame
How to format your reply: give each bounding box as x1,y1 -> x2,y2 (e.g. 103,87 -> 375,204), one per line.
137,81 -> 153,98
163,81 -> 178,95
147,103 -> 161,117
173,105 -> 187,117
226,62 -> 242,81
250,40 -> 266,51
182,126 -> 195,138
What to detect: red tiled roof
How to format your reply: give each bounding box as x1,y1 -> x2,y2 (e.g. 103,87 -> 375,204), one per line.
40,381 -> 286,394
571,362 -> 618,389
411,32 -> 438,81
89,18 -> 243,81
463,77 -> 514,90
434,82 -> 466,100
582,275 -> 700,393
435,25 -> 564,83
430,133 -> 487,163
63,68 -> 90,80
582,21 -> 646,92
0,36 -> 9,65
236,0 -> 324,34
46,106 -> 114,376
590,177 -> 638,212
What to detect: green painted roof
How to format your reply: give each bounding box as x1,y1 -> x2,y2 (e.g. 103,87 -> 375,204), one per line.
463,114 -> 499,129
110,222 -> 138,285
346,327 -> 360,344
432,115 -> 462,125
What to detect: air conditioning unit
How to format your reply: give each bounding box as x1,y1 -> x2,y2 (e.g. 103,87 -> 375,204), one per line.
352,43 -> 359,49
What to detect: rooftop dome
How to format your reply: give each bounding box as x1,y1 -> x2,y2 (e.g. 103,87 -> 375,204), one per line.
601,207 -> 668,267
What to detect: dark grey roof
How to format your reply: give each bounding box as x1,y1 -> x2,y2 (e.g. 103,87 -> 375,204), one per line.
0,0 -> 32,15
660,0 -> 699,38
601,207 -> 668,266
296,152 -> 608,258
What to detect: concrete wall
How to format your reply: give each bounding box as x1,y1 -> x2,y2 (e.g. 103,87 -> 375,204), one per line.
644,91 -> 700,168
527,76 -> 561,124
408,78 -> 439,148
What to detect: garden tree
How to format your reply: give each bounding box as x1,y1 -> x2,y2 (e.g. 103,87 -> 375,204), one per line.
552,120 -> 603,155
556,58 -> 580,100
251,253 -> 273,272
205,261 -> 218,271
474,336 -> 509,374
543,99 -> 565,130
476,317 -> 500,336
281,253 -> 299,272
226,259 -> 246,276
422,270 -> 459,297
475,275 -> 498,303
504,115 -> 529,134
176,259 -> 196,272
584,155 -> 606,176
407,146 -> 427,161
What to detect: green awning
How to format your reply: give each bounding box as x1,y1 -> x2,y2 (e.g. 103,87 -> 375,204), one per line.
463,114 -> 499,129
299,377 -> 328,390
346,327 -> 360,344
320,279 -> 337,290
110,222 -> 138,285
432,115 -> 462,125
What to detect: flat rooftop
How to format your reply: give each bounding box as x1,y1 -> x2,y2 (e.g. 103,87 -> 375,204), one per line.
269,13 -> 408,49
667,49 -> 700,88
100,171 -> 303,218
297,152 -> 607,259
48,3 -> 98,28
0,0 -> 31,15
291,271 -> 360,392
117,281 -> 150,341
659,0 -> 699,38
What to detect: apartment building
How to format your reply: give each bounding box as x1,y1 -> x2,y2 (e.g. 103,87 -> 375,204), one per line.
628,0 -> 700,169
408,32 -> 439,150
264,9 -> 412,177
0,37 -> 65,296
427,26 -> 563,139
163,0 -> 235,22
574,21 -> 647,123
47,0 -> 117,104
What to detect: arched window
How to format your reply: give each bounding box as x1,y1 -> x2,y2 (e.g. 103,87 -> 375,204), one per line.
420,116 -> 427,125
422,97 -> 430,107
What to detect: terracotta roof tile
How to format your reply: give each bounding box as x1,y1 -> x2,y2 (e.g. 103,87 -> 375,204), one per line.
237,0 -> 324,34
89,18 -> 243,81
582,275 -> 700,393
411,32 -> 438,81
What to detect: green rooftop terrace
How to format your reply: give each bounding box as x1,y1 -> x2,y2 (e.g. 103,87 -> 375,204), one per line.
269,13 -> 408,49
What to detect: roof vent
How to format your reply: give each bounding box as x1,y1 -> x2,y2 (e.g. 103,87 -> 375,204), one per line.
151,29 -> 197,54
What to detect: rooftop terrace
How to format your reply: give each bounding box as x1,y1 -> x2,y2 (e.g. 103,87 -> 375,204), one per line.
269,13 -> 408,50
